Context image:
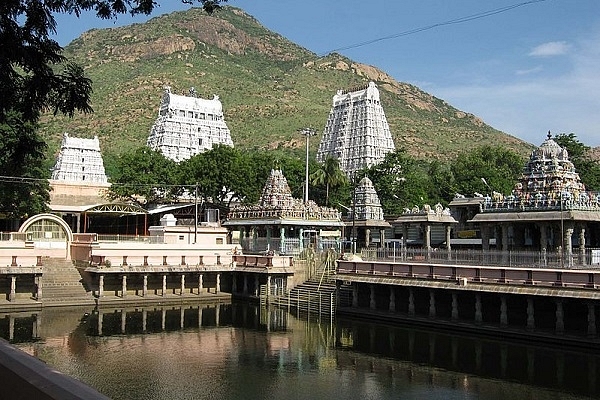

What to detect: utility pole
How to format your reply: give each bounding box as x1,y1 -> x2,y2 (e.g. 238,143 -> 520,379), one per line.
299,128 -> 316,203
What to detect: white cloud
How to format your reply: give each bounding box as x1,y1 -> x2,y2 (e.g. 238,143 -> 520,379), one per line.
515,66 -> 543,75
529,41 -> 571,57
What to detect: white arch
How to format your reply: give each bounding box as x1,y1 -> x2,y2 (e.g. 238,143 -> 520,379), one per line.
18,213 -> 74,243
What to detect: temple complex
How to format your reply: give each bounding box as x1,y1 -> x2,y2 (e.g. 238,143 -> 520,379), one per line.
316,82 -> 395,177
469,132 -> 600,260
146,86 -> 234,162
224,169 -> 344,255
345,177 -> 390,249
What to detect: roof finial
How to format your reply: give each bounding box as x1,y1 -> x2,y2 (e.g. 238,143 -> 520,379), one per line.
547,130 -> 552,140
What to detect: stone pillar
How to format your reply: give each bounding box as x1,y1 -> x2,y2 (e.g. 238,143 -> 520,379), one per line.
424,224 -> 431,258
180,274 -> 186,296
408,288 -> 415,316
280,227 -> 286,254
266,275 -> 271,297
475,293 -> 482,323
580,227 -> 586,264
565,225 -> 574,267
451,292 -> 459,320
389,287 -> 396,312
555,298 -> 564,334
365,228 -> 371,247
180,307 -> 185,329
35,275 -> 42,300
500,296 -> 508,326
352,284 -> 358,308
243,274 -> 248,295
8,316 -> 14,341
299,228 -> 304,250
161,308 -> 166,330
98,274 -> 104,297
121,275 -> 127,298
254,275 -> 259,296
215,304 -> 220,327
9,276 -> 16,302
198,307 -> 203,327
369,285 -> 376,310
380,229 -> 385,248
429,290 -> 436,318
445,225 -> 452,252
588,303 -> 597,336
198,273 -> 204,294
162,274 -> 167,297
527,297 -> 535,331
216,273 -> 221,293
142,275 -> 148,297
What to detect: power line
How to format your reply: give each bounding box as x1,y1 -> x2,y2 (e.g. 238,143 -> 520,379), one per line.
319,0 -> 549,56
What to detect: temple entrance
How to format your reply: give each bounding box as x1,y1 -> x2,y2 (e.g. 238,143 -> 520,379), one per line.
18,213 -> 73,250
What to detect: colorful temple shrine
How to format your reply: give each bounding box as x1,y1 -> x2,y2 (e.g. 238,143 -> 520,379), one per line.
224,169 -> 344,255
470,132 -> 600,259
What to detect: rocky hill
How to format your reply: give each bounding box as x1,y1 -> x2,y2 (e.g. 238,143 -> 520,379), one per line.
40,6 -> 532,168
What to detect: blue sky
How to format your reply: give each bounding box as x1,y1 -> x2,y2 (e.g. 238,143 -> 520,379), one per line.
52,0 -> 600,147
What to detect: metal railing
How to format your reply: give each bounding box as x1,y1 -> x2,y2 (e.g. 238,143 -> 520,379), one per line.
359,247 -> 600,269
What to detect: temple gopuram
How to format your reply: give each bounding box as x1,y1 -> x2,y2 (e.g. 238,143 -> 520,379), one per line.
146,86 -> 234,162
470,132 -> 600,261
316,82 -> 395,177
345,177 -> 390,250
224,169 -> 344,255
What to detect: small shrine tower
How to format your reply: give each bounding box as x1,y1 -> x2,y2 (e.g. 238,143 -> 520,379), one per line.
51,133 -> 108,183
146,86 -> 234,162
317,82 -> 395,177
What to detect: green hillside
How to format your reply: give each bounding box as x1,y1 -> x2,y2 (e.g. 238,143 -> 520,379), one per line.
39,6 -> 532,168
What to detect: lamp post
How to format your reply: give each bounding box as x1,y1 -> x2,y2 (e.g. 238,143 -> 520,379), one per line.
299,128 -> 316,203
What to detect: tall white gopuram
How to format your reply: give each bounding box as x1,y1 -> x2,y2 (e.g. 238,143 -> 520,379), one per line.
146,86 -> 234,162
51,133 -> 108,183
317,81 -> 395,177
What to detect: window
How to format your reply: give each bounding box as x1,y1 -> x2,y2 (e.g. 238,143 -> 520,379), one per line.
216,238 -> 224,245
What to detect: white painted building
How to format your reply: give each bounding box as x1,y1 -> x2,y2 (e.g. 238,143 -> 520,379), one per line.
146,86 -> 234,162
317,82 -> 395,177
51,133 -> 108,184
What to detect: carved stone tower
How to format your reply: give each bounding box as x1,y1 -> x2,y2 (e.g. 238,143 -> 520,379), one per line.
51,133 -> 108,184
316,82 -> 395,177
147,86 -> 234,162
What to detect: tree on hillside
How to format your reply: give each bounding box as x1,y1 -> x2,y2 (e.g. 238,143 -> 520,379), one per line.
0,0 -> 224,218
310,156 -> 348,206
554,133 -> 600,191
108,147 -> 181,206
451,145 -> 524,197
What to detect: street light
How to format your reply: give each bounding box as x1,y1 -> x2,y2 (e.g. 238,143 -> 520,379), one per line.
299,128 -> 316,203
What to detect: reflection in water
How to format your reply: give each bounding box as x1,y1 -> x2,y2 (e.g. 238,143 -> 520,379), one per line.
0,303 -> 597,400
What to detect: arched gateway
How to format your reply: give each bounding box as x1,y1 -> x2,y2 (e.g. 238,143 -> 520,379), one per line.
18,213 -> 74,249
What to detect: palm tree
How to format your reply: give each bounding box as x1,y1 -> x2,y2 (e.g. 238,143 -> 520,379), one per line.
310,156 -> 348,206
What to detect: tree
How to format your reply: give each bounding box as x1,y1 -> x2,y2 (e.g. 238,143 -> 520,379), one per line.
0,0 -> 224,218
364,149 -> 431,216
452,146 -> 524,197
108,147 -> 181,206
310,156 -> 348,206
554,133 -> 600,191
